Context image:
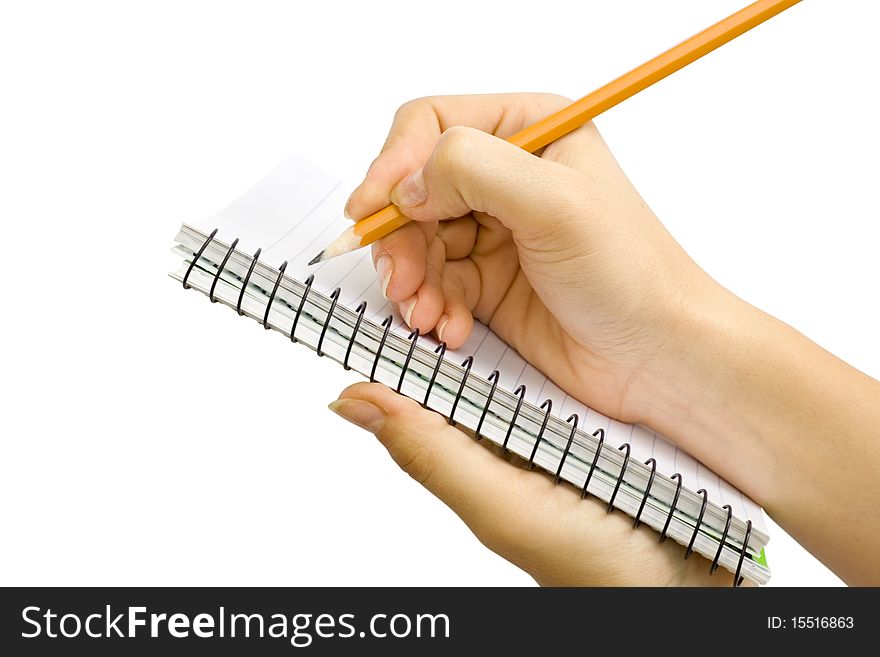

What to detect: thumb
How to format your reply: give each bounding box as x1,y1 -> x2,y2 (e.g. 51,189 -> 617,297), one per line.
327,383 -> 711,586
389,126 -> 583,238
328,382 -> 556,555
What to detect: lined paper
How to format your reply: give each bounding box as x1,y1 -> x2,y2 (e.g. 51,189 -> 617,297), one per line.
191,153 -> 766,536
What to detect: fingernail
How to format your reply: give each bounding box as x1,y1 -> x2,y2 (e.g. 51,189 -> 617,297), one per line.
391,167 -> 427,208
343,192 -> 355,220
436,314 -> 450,343
400,295 -> 417,327
376,255 -> 393,298
328,399 -> 386,433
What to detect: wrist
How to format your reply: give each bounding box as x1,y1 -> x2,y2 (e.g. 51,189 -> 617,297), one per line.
624,282 -> 786,502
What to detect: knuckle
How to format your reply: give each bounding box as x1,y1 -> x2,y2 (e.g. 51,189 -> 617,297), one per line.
395,442 -> 436,488
537,92 -> 572,108
393,99 -> 416,120
435,126 -> 477,170
393,96 -> 432,121
378,408 -> 448,488
440,124 -> 474,147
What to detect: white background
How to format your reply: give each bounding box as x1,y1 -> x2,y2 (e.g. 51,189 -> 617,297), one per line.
1,0 -> 876,587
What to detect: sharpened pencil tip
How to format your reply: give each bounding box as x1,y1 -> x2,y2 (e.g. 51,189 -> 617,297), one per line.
309,225 -> 362,265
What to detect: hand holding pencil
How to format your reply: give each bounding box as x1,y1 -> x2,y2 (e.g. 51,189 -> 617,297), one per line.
341,92 -> 702,420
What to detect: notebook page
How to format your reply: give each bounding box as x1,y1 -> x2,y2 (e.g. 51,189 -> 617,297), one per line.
189,153 -> 767,537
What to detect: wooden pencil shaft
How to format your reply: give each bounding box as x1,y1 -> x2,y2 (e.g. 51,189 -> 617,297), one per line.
508,0 -> 801,152
328,0 -> 802,256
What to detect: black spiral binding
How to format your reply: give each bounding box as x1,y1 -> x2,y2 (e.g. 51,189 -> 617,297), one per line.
344,301 -> 367,371
290,273 -> 314,344
527,399 -> 553,469
581,428 -> 605,499
607,443 -> 631,513
262,261 -> 288,329
397,328 -> 420,393
316,287 -> 340,357
555,414 -> 579,484
182,229 -> 758,587
210,237 -> 238,302
734,520 -> 752,587
633,458 -> 657,529
474,370 -> 500,441
423,342 -> 446,407
502,384 -> 526,453
236,247 -> 262,315
369,315 -> 393,383
182,228 -> 217,290
449,356 -> 473,427
711,504 -> 734,575
659,473 -> 683,543
686,488 -> 710,559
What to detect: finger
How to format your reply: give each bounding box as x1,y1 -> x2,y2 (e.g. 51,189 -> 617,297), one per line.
436,216 -> 478,261
369,222 -> 434,303
345,99 -> 447,222
399,237 -> 446,333
345,94 -> 572,221
345,139 -> 429,222
436,259 -> 477,348
390,126 -> 585,241
370,217 -> 478,341
371,213 -> 476,310
328,382 -> 562,556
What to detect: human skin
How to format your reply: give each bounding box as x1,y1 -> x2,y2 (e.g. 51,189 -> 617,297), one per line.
330,94 -> 880,586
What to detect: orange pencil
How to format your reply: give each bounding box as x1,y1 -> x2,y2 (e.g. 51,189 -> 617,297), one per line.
310,0 -> 801,265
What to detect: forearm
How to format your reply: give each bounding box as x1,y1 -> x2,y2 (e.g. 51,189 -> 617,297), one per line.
636,287 -> 880,585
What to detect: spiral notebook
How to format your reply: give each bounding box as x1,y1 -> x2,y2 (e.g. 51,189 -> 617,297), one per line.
170,153 -> 771,585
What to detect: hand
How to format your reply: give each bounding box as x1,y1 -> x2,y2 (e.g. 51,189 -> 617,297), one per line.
329,382 -> 734,586
345,93 -> 724,427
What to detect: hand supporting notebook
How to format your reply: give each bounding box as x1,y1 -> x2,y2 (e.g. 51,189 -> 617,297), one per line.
339,94 -> 880,586
331,381 -> 738,587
